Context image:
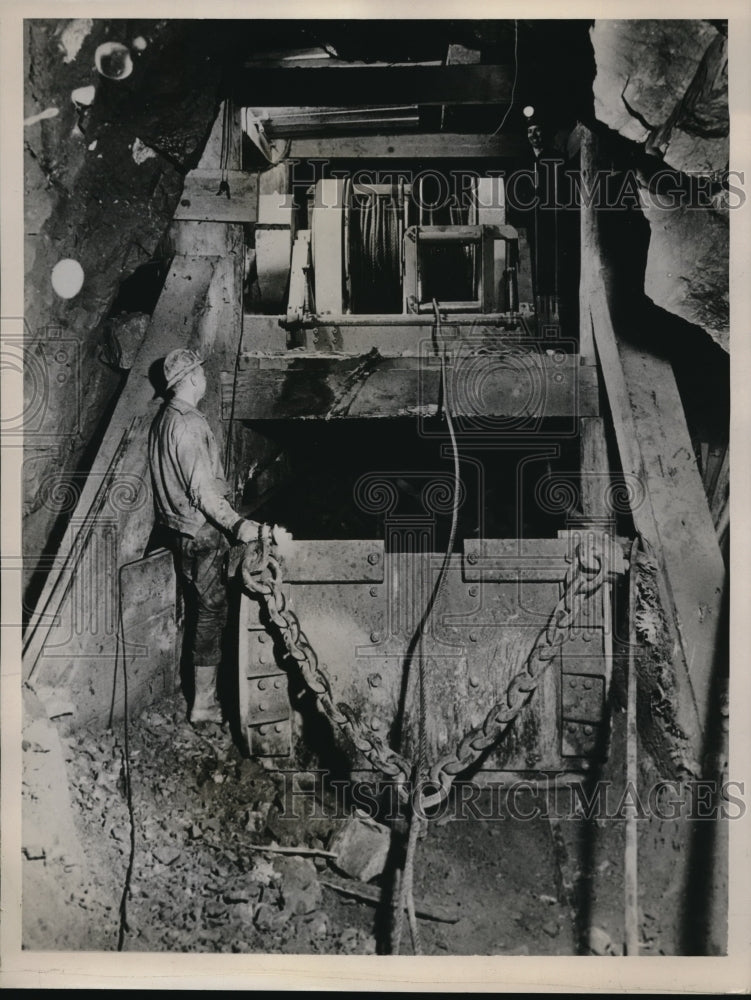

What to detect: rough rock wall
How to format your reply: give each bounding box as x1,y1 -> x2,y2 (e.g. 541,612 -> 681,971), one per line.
590,20 -> 729,352
23,19 -> 222,601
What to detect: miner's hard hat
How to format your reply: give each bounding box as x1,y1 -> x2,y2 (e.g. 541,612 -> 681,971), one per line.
163,349 -> 204,390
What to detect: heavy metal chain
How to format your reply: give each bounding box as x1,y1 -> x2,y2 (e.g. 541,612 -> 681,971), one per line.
238,534 -> 605,808
239,541 -> 412,790
422,535 -> 605,810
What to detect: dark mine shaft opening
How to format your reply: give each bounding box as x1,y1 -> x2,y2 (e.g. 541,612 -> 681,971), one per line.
242,417 -> 584,545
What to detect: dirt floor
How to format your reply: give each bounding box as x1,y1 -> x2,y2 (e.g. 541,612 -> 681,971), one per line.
23,694 -> 606,956
22,676 -> 729,957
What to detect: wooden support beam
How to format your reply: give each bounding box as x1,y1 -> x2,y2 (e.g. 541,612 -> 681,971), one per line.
173,170 -> 258,223
221,350 -> 598,421
254,105 -> 420,138
588,280 -> 724,740
232,64 -> 511,108
288,132 -> 526,160
578,127 -> 598,364
579,416 -> 614,530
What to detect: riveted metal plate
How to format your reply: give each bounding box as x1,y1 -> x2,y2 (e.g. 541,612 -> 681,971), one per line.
245,673 -> 290,725
561,632 -> 606,676
561,673 -> 605,722
279,540 -> 385,583
248,718 -> 292,757
243,628 -> 284,678
562,720 -> 600,757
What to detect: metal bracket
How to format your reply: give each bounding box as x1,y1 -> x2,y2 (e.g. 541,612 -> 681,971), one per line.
562,673 -> 605,723
402,224 -> 518,314
245,671 -> 293,757
240,623 -> 292,757
562,719 -> 601,757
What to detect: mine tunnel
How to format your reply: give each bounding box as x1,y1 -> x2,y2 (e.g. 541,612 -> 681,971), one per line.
16,17 -> 731,961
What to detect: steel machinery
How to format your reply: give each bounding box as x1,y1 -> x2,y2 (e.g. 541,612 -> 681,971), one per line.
227,170 -> 623,791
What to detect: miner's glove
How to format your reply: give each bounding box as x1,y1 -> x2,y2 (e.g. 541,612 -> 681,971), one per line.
235,518 -> 261,545
271,524 -> 294,560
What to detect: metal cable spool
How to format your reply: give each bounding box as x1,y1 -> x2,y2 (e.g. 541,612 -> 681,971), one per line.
348,184 -> 404,314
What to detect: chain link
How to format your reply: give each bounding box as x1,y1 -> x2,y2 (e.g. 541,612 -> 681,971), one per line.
237,535 -> 605,807
239,545 -> 412,788
422,536 -> 605,809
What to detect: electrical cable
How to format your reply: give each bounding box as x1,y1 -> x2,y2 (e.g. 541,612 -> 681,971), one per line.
216,99 -> 232,198
491,20 -> 518,137
391,299 -> 462,955
223,314 -> 245,484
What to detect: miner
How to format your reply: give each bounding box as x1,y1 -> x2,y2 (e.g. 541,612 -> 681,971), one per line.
148,348 -> 289,725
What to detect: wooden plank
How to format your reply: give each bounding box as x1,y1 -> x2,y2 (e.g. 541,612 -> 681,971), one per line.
169,221 -> 244,257
288,133 -> 526,160
589,280 -> 724,738
257,105 -> 419,137
578,127 -> 598,363
709,449 -> 729,527
287,323 -> 524,356
579,416 -> 613,527
704,442 -> 727,501
173,171 -> 257,223
232,64 -> 511,108
221,351 -> 598,420
620,341 -> 725,710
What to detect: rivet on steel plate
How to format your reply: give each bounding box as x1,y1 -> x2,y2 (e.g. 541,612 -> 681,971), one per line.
274,678 -> 282,689
368,673 -> 382,688
468,586 -> 478,597
274,723 -> 284,733
469,632 -> 478,642
259,702 -> 267,712
368,552 -> 379,565
258,655 -> 266,665
584,725 -> 593,735
469,675 -> 479,688
370,631 -> 381,643
467,551 -> 478,565
258,633 -> 267,643
258,679 -> 267,691
584,679 -> 593,690
258,725 -> 268,735
369,587 -> 378,597
569,677 -> 576,687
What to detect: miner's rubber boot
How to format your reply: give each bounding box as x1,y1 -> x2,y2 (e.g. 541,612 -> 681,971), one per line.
190,665 -> 222,724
